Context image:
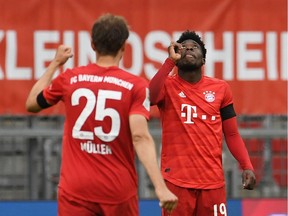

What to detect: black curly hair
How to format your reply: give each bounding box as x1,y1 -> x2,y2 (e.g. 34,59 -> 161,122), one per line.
177,30 -> 207,59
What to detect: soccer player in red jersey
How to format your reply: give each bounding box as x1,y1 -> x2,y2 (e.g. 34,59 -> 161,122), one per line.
26,14 -> 178,216
149,30 -> 256,216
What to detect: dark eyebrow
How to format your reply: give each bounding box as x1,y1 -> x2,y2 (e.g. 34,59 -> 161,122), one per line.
181,41 -> 201,47
181,41 -> 200,46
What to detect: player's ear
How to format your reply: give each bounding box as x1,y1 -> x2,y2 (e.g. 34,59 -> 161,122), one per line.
202,58 -> 206,65
91,41 -> 96,51
121,43 -> 126,52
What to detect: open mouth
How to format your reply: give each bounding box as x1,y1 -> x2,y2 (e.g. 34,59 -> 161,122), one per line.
185,54 -> 195,59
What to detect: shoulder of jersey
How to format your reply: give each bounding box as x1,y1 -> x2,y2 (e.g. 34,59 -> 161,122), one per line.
204,76 -> 227,84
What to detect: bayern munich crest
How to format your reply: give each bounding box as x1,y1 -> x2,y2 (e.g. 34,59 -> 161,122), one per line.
203,91 -> 215,102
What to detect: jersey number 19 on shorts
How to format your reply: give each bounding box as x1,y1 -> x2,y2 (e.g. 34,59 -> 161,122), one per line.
214,203 -> 227,216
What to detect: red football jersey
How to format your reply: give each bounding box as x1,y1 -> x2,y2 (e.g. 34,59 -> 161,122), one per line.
158,74 -> 233,189
43,64 -> 150,203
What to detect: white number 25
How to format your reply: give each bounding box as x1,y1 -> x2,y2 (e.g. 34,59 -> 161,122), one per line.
71,88 -> 121,142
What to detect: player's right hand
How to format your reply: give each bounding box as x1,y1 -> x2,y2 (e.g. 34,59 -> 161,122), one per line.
168,42 -> 182,63
156,187 -> 178,213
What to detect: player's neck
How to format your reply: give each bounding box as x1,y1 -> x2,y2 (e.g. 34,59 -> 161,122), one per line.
96,55 -> 121,67
179,69 -> 202,83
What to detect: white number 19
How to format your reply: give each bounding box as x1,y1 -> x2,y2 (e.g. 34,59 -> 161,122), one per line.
213,203 -> 227,216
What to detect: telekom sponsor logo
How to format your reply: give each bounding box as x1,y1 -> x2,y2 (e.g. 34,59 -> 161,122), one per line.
180,104 -> 216,124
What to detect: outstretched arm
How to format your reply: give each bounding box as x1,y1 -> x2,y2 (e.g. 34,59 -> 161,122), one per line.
223,116 -> 256,190
129,114 -> 178,213
25,45 -> 73,113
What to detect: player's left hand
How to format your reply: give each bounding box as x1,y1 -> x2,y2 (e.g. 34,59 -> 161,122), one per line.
53,45 -> 74,66
242,169 -> 256,190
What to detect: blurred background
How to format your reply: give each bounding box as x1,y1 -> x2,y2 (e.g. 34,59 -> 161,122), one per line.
0,0 -> 287,215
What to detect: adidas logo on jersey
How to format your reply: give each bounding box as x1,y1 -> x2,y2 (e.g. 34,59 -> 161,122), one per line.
178,91 -> 186,98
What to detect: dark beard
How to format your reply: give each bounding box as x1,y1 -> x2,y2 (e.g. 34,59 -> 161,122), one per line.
176,60 -> 200,71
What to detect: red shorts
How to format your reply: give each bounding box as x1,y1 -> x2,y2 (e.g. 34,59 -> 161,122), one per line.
163,181 -> 227,216
58,187 -> 138,216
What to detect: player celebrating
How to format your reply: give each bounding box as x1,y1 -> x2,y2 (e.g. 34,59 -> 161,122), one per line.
26,14 -> 177,216
149,30 -> 256,215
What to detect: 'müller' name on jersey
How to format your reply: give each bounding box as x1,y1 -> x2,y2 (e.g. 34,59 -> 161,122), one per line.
80,141 -> 112,155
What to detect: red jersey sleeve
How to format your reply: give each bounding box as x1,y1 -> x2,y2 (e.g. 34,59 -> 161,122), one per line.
223,117 -> 254,170
149,58 -> 175,105
221,81 -> 234,108
130,78 -> 150,120
43,69 -> 71,105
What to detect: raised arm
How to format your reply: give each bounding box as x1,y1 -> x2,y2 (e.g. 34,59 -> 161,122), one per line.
149,58 -> 174,105
149,42 -> 181,105
25,45 -> 73,113
129,114 -> 178,213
